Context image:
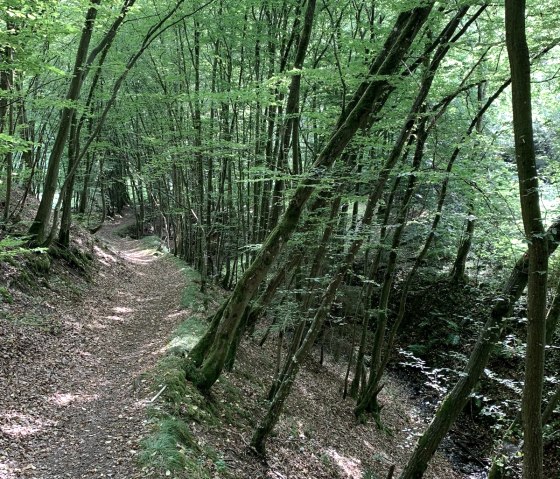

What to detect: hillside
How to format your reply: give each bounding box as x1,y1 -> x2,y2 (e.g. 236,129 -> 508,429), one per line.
2,215 -> 472,479
2,1 -> 560,477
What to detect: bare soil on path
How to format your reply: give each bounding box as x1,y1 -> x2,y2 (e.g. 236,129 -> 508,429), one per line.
1,218 -> 186,479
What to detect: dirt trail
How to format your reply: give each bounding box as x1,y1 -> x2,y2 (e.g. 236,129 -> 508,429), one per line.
1,219 -> 187,479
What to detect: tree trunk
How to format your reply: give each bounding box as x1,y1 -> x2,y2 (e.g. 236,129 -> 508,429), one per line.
449,205 -> 475,284
28,1 -> 101,244
506,1 -> 548,477
187,3 -> 435,392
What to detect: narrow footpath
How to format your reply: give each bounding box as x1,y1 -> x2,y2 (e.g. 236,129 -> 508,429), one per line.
1,219 -> 187,478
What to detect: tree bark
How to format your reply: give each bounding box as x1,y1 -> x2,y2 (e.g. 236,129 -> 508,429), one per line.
506,1 -> 548,477
188,3 -> 435,392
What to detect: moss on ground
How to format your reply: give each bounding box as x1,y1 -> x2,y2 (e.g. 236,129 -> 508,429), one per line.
140,254 -> 230,478
0,286 -> 13,304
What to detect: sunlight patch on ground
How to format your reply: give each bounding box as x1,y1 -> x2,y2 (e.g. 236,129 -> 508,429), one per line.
113,306 -> 134,314
0,413 -> 55,438
165,310 -> 186,320
165,333 -> 198,353
48,392 -> 98,407
325,448 -> 363,479
133,296 -> 158,303
94,245 -> 120,267
87,319 -> 109,330
120,247 -> 158,265
0,460 -> 19,478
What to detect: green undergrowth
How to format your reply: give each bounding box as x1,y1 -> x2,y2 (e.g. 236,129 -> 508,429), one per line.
168,256 -> 204,311
141,234 -> 166,251
140,253 -> 232,478
0,286 -> 13,304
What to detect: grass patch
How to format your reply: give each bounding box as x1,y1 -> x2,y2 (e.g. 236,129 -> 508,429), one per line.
167,256 -> 204,309
141,254 -> 230,478
140,416 -> 194,471
0,286 -> 13,304
142,352 -> 227,477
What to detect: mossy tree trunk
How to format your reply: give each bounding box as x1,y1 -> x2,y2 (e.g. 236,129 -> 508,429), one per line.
187,3 -> 435,392
398,217 -> 560,479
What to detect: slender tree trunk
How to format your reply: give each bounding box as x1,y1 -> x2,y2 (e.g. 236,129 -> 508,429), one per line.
2,66 -> 14,223
545,277 -> 560,344
57,116 -> 79,247
28,0 -> 101,244
506,1 -> 547,477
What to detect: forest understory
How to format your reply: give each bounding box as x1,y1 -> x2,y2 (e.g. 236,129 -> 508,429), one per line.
2,1 -> 560,477
0,212 -> 479,478
1,210 -> 557,478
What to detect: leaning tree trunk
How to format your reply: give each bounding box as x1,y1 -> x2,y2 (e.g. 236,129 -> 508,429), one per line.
398,215 -> 560,479
349,175 -> 401,398
187,4 -> 435,392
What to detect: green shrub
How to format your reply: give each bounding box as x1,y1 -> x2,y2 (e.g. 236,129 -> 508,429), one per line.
0,286 -> 13,304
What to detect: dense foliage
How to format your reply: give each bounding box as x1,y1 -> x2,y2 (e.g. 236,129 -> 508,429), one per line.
1,0 -> 560,477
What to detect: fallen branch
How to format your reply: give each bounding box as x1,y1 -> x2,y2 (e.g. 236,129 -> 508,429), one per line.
149,385 -> 166,402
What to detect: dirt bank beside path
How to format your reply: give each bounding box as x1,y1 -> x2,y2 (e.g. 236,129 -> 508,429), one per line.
1,218 -> 187,479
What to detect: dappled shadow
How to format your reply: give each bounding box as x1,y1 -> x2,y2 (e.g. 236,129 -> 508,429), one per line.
1,218 -> 187,478
325,448 -> 363,478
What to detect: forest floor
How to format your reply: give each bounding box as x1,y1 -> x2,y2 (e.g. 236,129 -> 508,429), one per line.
1,214 -> 473,479
1,217 -> 187,478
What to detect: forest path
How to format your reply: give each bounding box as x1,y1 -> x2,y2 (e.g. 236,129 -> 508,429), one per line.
2,217 -> 186,479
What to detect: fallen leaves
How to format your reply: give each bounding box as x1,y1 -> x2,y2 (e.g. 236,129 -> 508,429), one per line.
1,218 -> 187,478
